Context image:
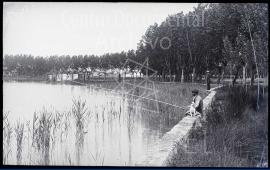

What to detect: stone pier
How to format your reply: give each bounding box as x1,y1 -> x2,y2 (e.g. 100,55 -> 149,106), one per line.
136,87 -> 219,166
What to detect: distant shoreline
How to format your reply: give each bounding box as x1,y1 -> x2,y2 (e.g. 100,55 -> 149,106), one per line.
2,75 -> 143,85
3,75 -> 46,82
3,75 -> 267,88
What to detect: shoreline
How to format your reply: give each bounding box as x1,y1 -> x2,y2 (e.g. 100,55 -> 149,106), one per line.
3,76 -> 46,82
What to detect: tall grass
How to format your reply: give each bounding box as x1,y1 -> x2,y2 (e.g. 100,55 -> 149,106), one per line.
33,111 -> 53,165
3,112 -> 12,164
89,150 -> 105,166
15,121 -> 24,165
72,99 -> 89,165
168,86 -> 268,167
3,100 -> 86,165
136,82 -> 208,133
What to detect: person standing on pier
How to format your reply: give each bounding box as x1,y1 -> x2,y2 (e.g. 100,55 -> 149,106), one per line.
118,73 -> 122,82
206,70 -> 211,90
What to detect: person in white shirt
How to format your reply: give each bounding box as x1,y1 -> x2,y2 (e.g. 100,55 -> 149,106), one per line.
186,89 -> 203,117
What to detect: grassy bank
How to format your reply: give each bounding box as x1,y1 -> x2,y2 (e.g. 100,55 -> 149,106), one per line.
167,85 -> 268,167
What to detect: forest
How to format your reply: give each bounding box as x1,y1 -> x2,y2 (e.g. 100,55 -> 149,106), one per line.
3,3 -> 268,85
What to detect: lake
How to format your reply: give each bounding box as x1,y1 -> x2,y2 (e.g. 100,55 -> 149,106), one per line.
4,81 -> 193,166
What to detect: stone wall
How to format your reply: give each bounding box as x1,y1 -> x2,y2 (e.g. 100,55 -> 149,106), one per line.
136,87 -> 219,166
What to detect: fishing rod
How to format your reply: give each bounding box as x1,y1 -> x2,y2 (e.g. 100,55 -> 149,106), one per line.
68,80 -> 189,110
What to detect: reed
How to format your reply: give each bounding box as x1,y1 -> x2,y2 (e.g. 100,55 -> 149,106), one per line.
72,98 -> 88,165
15,121 -> 24,165
3,112 -> 12,165
25,120 -> 32,164
34,110 -> 53,165
90,150 -> 105,166
60,112 -> 71,143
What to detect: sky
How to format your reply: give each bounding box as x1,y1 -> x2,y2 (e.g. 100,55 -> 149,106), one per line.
3,2 -> 197,57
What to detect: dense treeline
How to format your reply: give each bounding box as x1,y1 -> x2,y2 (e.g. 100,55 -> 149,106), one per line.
136,3 -> 268,84
3,51 -> 133,76
3,3 -> 268,84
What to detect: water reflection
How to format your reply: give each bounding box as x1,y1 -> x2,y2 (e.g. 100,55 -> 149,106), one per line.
3,81 -> 184,165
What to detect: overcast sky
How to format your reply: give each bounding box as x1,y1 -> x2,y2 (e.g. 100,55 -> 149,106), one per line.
3,2 -> 197,57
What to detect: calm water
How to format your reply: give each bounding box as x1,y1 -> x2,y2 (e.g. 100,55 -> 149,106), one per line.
3,81 -> 172,166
